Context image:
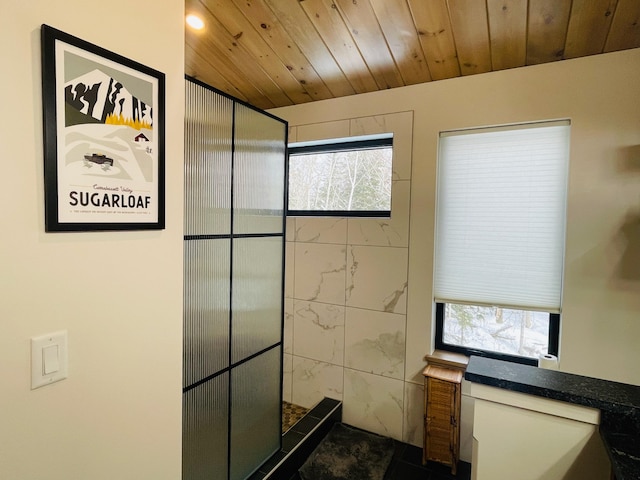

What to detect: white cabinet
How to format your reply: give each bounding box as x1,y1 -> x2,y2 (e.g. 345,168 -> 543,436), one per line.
470,383 -> 611,480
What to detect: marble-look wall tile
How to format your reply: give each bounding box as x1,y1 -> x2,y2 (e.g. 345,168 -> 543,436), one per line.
344,308 -> 405,379
342,369 -> 404,440
296,120 -> 350,143
292,356 -> 343,409
285,113 -> 417,436
283,353 -> 293,403
346,246 -> 408,314
293,301 -> 345,364
403,381 -> 424,447
295,217 -> 347,244
284,298 -> 294,354
348,180 -> 410,247
285,241 -> 295,299
350,112 -> 413,181
294,243 -> 346,305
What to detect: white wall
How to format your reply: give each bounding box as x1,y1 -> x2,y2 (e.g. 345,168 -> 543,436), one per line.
0,2 -> 184,479
272,49 -> 640,399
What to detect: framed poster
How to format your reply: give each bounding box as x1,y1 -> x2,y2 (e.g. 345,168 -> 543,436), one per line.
41,24 -> 165,231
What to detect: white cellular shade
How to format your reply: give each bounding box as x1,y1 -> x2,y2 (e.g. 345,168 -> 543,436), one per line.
434,121 -> 570,313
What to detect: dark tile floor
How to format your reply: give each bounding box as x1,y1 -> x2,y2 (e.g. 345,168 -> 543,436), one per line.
255,398 -> 472,480
288,437 -> 471,480
383,442 -> 471,480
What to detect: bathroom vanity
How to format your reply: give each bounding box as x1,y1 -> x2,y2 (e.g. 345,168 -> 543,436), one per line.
465,356 -> 640,480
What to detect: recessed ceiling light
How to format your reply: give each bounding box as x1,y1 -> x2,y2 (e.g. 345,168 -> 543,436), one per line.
186,14 -> 204,30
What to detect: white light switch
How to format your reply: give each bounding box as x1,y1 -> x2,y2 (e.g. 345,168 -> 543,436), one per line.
42,344 -> 60,374
31,331 -> 68,389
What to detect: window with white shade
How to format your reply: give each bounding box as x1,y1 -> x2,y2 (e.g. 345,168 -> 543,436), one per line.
434,120 -> 570,365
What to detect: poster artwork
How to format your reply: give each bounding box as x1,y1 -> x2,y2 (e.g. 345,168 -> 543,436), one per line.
41,24 -> 165,231
58,46 -> 159,224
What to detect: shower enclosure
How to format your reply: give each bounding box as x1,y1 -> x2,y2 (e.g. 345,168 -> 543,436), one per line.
182,78 -> 287,480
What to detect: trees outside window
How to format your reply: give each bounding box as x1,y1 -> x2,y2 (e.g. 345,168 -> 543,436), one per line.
287,137 -> 392,216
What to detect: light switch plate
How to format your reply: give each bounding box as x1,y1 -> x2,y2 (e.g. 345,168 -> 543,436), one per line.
31,330 -> 68,389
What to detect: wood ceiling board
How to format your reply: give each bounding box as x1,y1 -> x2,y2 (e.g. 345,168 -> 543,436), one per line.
447,0 -> 493,76
185,44 -> 250,103
185,27 -> 275,108
604,0 -> 640,52
334,0 -> 405,90
369,0 -> 432,85
526,0 -> 572,65
564,0 -> 618,58
407,0 -> 461,81
263,0 -> 356,98
183,0 -> 640,109
187,49 -> 275,109
200,0 -> 313,105
229,0 -> 334,101
185,0 -> 285,107
193,0 -> 295,106
298,0 -> 379,94
487,0 -> 527,70
187,36 -> 282,108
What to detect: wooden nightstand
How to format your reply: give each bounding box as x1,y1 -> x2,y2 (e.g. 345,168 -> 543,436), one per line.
422,364 -> 463,475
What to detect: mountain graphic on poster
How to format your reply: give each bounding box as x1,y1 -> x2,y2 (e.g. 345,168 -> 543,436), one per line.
64,69 -> 153,128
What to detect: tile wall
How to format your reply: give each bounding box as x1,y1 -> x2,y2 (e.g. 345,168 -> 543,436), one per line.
283,111 -> 424,446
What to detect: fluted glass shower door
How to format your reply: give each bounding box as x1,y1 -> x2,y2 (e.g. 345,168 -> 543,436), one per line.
183,78 -> 287,480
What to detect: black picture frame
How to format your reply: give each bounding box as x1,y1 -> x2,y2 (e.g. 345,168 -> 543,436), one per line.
41,24 -> 165,232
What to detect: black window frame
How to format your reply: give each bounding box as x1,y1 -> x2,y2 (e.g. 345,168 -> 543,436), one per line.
435,302 -> 560,366
286,136 -> 393,218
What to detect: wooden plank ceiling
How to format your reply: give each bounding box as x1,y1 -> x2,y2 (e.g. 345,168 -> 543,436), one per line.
185,0 -> 640,110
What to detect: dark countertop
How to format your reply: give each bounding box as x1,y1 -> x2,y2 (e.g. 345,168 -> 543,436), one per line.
464,356 -> 640,480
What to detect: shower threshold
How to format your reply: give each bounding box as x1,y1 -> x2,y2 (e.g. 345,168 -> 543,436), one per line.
248,397 -> 342,480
